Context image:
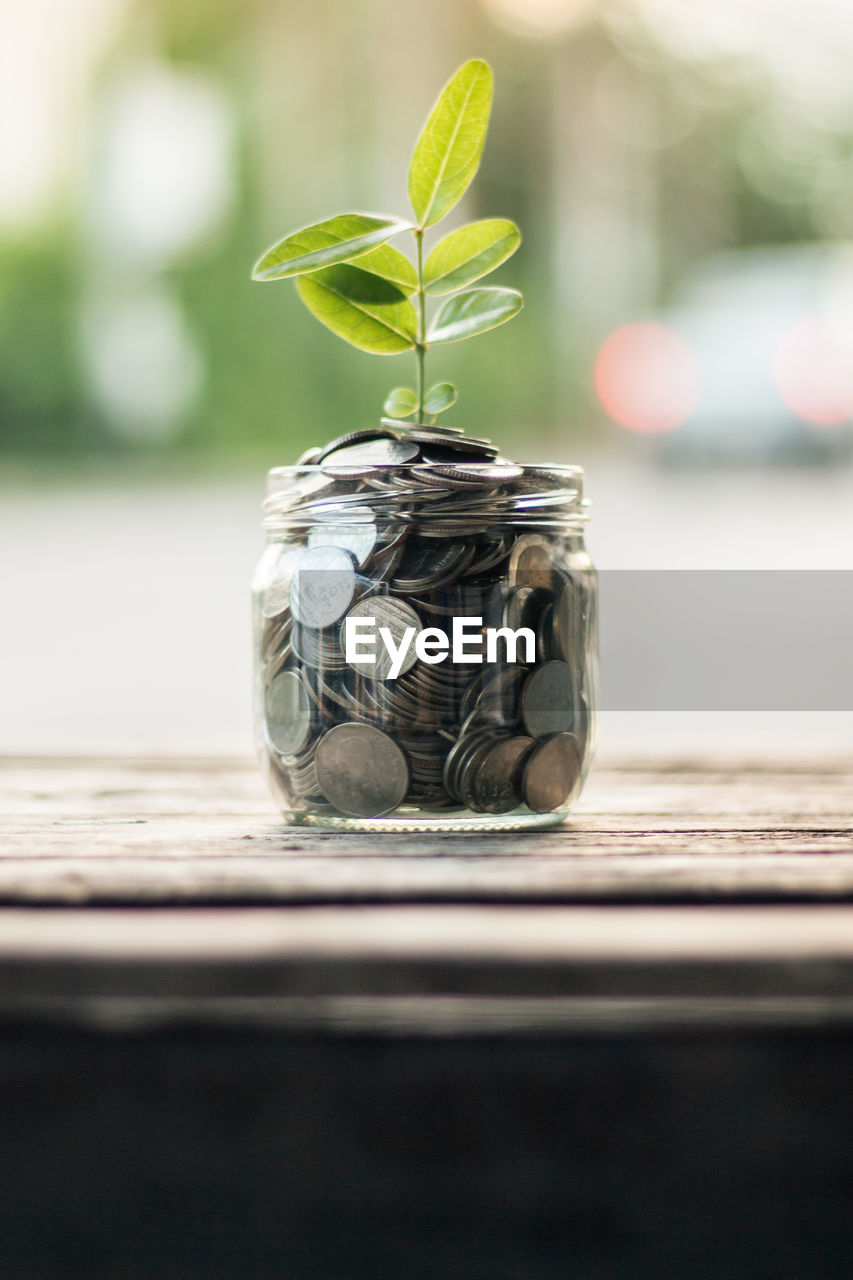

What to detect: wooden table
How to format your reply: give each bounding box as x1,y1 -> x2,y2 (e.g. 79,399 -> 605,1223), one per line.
3,754 -> 853,1279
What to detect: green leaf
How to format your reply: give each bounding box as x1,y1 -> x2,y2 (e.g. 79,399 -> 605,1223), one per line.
427,286 -> 523,344
355,244 -> 418,296
424,219 -> 520,295
408,59 -> 493,228
296,264 -> 417,354
252,213 -> 413,281
424,382 -> 457,414
383,387 -> 419,417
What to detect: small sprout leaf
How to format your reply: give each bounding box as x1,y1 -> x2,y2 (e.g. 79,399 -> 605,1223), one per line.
383,387 -> 419,417
296,264 -> 417,354
408,60 -> 493,228
427,287 -> 523,345
424,219 -> 520,295
253,213 -> 413,281
424,382 -> 458,414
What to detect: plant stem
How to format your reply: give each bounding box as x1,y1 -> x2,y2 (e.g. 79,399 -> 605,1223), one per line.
414,227 -> 426,421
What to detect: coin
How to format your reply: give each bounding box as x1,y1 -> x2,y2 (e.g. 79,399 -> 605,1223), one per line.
321,437 -> 421,476
458,733 -> 508,810
471,734 -> 534,813
260,612 -> 292,663
520,661 -> 575,737
342,596 -> 422,680
380,416 -> 465,436
522,732 -> 582,813
508,533 -> 555,592
551,569 -> 589,672
262,642 -> 293,685
289,545 -> 357,629
265,670 -> 312,757
315,723 -> 410,817
392,541 -> 473,593
403,430 -> 499,458
314,428 -> 397,462
428,462 -> 523,486
261,547 -> 302,618
295,446 -> 324,465
478,665 -> 527,724
292,622 -> 348,671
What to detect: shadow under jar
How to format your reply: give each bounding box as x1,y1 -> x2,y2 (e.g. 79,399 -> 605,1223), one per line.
253,462 -> 597,831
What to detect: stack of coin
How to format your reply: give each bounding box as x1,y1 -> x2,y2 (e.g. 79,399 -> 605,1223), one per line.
255,420 -> 595,823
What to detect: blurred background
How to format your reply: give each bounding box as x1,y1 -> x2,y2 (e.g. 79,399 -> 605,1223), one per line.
3,0 -> 853,759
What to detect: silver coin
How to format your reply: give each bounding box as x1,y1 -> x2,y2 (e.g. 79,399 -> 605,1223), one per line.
520,661 -> 575,737
522,732 -> 582,813
321,437 -> 421,476
458,668 -> 489,722
507,533 -> 555,592
261,547 -> 303,618
260,611 -> 293,662
292,622 -> 348,671
315,723 -> 410,817
404,430 -> 499,458
295,445 -> 323,465
253,541 -> 289,595
536,602 -> 555,663
478,666 -> 527,724
464,536 -> 511,576
551,570 -> 589,670
391,541 -> 473,593
459,733 -> 508,810
443,728 -> 496,801
381,417 -> 464,437
503,585 -> 552,637
265,670 -> 312,757
308,521 -> 379,568
262,641 -> 293,685
289,545 -> 357,629
428,462 -> 523,486
472,735 -> 535,813
315,428 -> 397,462
342,596 -> 422,680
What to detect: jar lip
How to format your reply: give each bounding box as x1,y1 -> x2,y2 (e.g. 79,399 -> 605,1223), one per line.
263,462 -> 588,532
266,461 -> 584,497
267,462 -> 584,477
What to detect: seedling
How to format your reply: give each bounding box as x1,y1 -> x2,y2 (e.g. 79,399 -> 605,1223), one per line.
251,59 -> 522,424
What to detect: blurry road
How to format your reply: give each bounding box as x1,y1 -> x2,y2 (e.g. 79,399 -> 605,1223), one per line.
3,458 -> 853,760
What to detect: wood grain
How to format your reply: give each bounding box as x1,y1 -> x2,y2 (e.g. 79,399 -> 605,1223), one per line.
1,754 -> 852,905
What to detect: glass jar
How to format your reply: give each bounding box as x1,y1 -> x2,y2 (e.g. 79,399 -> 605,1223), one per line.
252,462 -> 597,831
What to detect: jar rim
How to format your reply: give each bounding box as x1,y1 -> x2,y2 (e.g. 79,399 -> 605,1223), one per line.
267,462 -> 585,501
266,460 -> 584,482
263,462 -> 588,533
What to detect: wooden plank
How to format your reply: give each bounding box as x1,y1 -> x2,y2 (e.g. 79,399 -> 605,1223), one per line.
3,760 -> 853,1275
0,755 -> 852,904
2,905 -> 853,1030
3,902 -> 853,961
4,756 -> 853,1278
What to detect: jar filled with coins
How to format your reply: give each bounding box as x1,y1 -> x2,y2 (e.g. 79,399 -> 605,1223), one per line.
253,422 -> 597,830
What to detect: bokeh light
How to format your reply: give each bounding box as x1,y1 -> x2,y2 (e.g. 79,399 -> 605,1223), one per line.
480,0 -> 595,39
594,322 -> 701,433
775,314 -> 853,426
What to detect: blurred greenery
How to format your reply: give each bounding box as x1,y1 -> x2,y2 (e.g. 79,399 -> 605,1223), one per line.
0,0 -> 851,468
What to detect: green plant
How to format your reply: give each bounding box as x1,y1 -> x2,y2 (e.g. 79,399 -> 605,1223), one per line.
251,59 -> 522,424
